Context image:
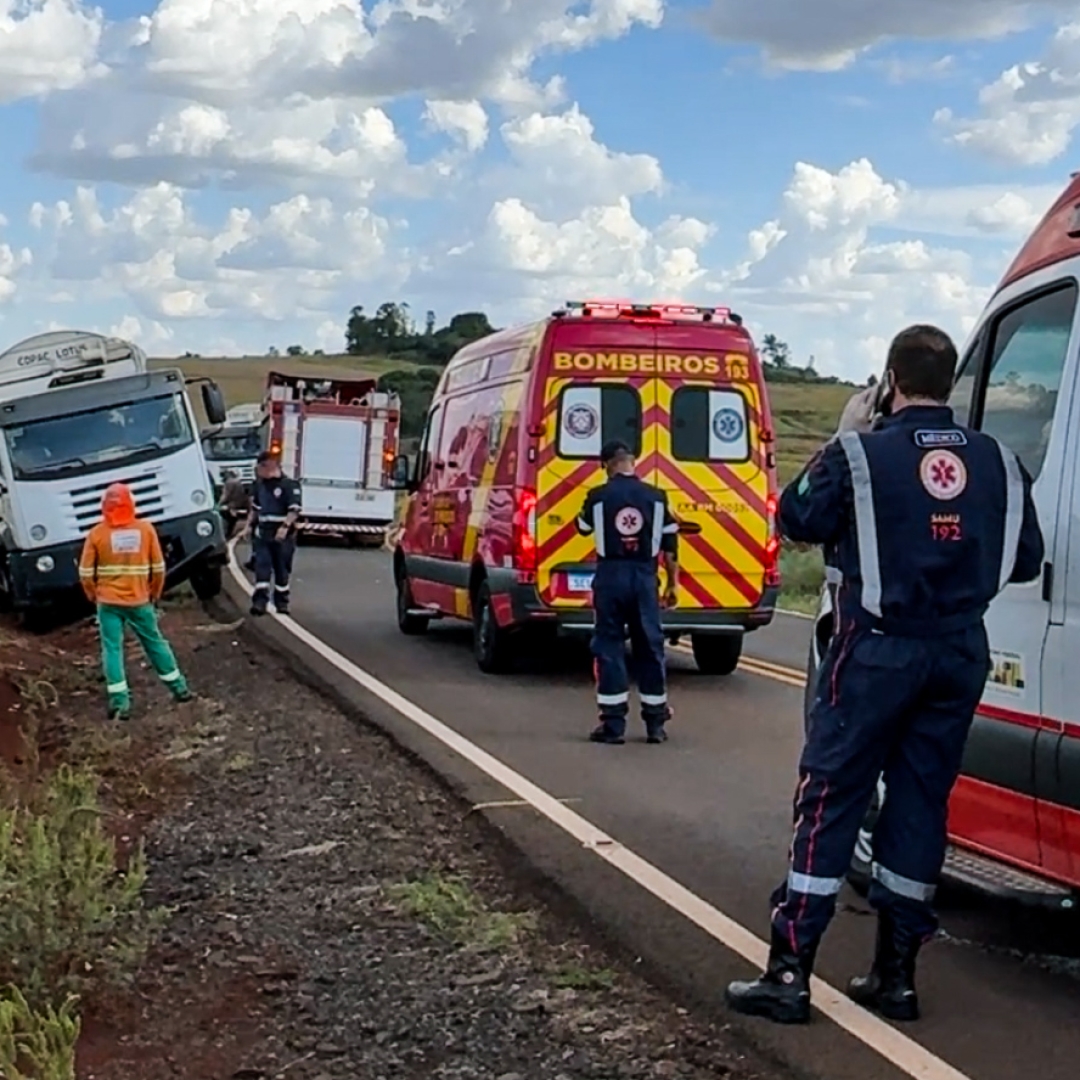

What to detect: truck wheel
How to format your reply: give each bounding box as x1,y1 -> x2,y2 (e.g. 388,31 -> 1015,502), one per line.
190,562 -> 223,601
396,572 -> 429,635
473,581 -> 513,674
690,633 -> 742,675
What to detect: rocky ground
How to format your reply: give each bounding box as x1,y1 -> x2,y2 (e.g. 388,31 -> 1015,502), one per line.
1,594 -> 787,1080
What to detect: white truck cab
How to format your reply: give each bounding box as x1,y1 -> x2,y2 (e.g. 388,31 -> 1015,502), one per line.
0,331 -> 229,622
201,403 -> 263,492
805,174 -> 1080,906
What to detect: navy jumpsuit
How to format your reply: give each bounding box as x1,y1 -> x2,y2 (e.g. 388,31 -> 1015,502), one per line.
576,473 -> 679,738
250,474 -> 302,615
775,405 -> 1043,951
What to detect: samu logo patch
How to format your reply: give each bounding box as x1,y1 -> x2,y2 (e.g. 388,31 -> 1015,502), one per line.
914,429 -> 967,448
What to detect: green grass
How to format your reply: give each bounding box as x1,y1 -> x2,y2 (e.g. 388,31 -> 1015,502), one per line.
387,874 -> 537,950
778,545 -> 825,613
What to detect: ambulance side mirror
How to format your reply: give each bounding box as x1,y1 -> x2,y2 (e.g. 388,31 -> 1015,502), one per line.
390,453 -> 411,489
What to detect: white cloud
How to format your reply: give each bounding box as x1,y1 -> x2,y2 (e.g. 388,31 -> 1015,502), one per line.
0,220 -> 32,304
0,0 -> 104,104
29,182 -> 405,324
423,99 -> 489,152
716,159 -> 1001,380
935,21 -> 1080,165
698,0 -> 1077,71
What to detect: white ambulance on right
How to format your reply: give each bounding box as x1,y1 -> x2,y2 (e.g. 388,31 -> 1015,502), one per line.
806,171 -> 1080,906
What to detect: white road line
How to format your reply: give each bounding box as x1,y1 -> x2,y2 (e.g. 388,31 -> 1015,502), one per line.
226,551 -> 970,1080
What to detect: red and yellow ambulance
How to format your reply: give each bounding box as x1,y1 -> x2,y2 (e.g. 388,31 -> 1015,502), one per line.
395,300 -> 780,673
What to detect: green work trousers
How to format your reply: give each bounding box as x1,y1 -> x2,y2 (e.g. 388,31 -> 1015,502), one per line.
97,602 -> 189,714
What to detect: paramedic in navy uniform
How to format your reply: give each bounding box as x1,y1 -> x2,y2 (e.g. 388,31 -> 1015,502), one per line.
243,451 -> 302,617
576,439 -> 680,745
726,324 -> 1044,1025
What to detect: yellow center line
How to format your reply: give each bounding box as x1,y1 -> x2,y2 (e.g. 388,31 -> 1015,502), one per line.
670,643 -> 807,688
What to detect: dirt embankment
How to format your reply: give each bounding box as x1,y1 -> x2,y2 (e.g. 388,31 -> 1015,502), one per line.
1,597 -> 784,1079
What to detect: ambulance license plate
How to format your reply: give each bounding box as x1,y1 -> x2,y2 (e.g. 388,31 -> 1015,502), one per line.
567,573 -> 594,593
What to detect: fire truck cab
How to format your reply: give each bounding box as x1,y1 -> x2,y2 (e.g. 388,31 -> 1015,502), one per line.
806,173 -> 1080,907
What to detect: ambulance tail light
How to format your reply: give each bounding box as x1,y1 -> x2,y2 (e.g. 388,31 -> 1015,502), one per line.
765,493 -> 781,587
512,487 -> 538,572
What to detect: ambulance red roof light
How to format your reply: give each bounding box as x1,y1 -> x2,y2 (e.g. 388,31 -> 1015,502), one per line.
557,299 -> 742,325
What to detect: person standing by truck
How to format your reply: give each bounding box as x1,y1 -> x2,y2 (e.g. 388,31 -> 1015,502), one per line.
78,483 -> 192,721
725,325 -> 1044,1025
244,451 -> 302,616
217,469 -> 250,539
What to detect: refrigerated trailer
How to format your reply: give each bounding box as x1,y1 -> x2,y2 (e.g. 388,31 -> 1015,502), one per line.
262,371 -> 407,542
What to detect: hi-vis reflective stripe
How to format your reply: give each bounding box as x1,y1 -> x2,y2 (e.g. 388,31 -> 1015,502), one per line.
91,564 -> 153,576
640,692 -> 667,705
872,862 -> 935,902
838,432 -> 883,617
107,680 -> 128,693
597,692 -> 629,705
991,437 -> 1023,590
788,871 -> 844,896
650,499 -> 664,557
160,670 -> 182,683
592,502 -> 605,556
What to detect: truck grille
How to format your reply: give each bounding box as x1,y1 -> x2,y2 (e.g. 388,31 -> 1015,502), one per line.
66,471 -> 172,534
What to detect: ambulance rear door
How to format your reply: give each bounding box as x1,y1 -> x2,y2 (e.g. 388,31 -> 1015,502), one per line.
646,325 -> 771,612
534,322 -> 655,609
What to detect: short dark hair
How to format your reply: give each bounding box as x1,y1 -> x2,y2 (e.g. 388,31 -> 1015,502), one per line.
256,450 -> 279,465
600,439 -> 631,464
885,325 -> 958,402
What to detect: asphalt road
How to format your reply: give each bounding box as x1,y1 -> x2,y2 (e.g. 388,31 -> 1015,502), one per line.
267,545 -> 1080,1080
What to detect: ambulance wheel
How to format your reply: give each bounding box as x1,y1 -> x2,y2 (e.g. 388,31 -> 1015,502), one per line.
396,572 -> 429,635
690,633 -> 742,675
190,562 -> 223,601
473,581 -> 513,674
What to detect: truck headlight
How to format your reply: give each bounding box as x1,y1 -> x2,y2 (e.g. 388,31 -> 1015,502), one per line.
191,489 -> 207,506
30,524 -> 46,541
36,555 -> 54,573
196,519 -> 214,537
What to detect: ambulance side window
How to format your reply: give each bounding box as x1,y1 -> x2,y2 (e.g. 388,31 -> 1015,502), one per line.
557,385 -> 641,458
671,387 -> 750,462
971,282 -> 1077,479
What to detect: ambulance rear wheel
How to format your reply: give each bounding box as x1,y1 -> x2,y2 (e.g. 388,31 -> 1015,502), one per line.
473,581 -> 513,674
396,572 -> 429,635
690,632 -> 742,675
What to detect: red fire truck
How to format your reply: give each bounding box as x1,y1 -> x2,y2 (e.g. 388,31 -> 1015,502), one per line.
262,371 -> 408,542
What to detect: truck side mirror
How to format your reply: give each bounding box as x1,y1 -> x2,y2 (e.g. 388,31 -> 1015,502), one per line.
390,453 -> 410,489
201,382 -> 227,426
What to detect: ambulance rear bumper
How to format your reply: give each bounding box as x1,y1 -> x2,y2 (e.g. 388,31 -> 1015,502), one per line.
500,573 -> 778,634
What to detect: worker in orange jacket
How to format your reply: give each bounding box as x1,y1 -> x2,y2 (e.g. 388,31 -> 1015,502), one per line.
79,482 -> 192,720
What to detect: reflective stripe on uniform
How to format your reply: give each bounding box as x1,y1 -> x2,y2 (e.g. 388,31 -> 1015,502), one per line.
577,515 -> 593,534
640,692 -> 667,705
991,437 -> 1024,591
596,691 -> 629,705
838,431 -> 883,617
254,580 -> 271,589
274,585 -> 289,592
872,862 -> 936,902
93,564 -> 152,576
651,499 -> 664,557
788,871 -> 845,896
824,565 -> 843,585
106,680 -> 128,694
160,669 -> 181,683
592,502 -> 606,557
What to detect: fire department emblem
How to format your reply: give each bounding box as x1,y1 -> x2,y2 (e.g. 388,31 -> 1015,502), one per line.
919,450 -> 967,500
614,507 -> 644,535
564,403 -> 598,439
712,408 -> 744,443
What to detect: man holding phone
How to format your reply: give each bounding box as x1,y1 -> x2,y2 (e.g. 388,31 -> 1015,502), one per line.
726,325 -> 1044,1025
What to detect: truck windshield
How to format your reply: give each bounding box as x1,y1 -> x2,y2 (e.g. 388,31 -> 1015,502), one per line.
4,393 -> 193,480
202,430 -> 261,460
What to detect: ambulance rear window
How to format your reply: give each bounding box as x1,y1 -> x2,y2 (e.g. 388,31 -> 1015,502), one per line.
557,384 -> 641,459
671,387 -> 750,462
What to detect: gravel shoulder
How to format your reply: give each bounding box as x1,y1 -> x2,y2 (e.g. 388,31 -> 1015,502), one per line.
2,595 -> 791,1080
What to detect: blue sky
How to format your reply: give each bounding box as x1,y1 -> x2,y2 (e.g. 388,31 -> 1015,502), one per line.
0,0 -> 1077,378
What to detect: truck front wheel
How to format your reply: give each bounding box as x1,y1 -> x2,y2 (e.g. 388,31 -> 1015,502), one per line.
690,632 -> 742,675
190,562 -> 223,601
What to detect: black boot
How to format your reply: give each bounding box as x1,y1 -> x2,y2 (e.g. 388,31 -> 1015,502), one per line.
643,706 -> 671,744
846,911 -> 920,1021
725,928 -> 817,1024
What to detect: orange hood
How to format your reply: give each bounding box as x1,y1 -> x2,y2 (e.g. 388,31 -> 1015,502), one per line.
102,483 -> 136,527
